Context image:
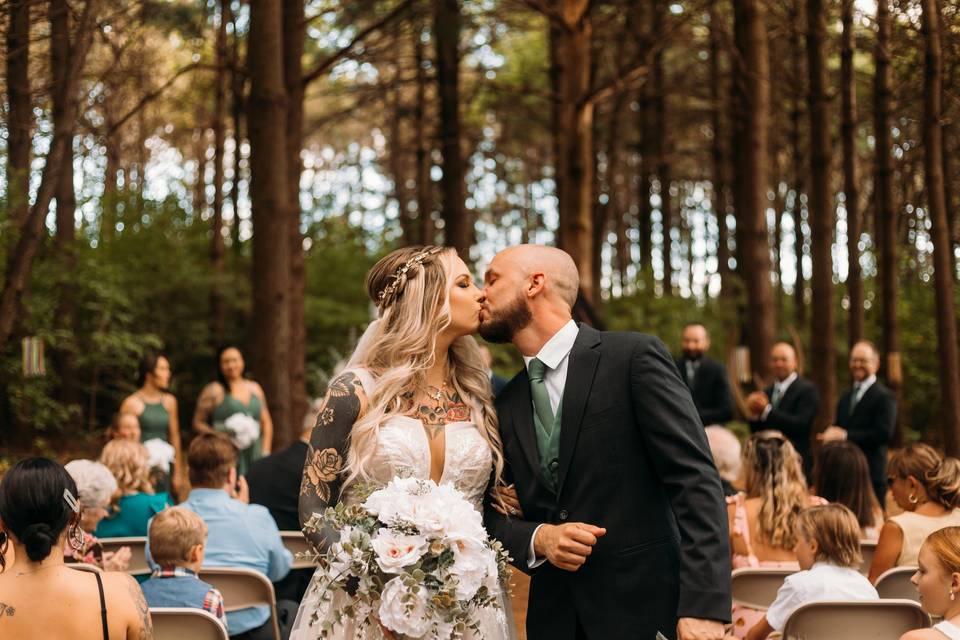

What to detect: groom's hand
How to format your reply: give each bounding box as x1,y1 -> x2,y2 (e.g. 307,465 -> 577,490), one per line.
533,522 -> 606,571
677,617 -> 725,640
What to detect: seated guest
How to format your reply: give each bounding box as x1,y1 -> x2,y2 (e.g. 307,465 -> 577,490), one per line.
869,443 -> 960,582
0,458 -> 151,639
142,507 -> 227,630
96,439 -> 172,538
818,340 -> 897,505
901,526 -> 960,640
706,426 -> 742,497
677,323 -> 734,426
813,441 -> 884,541
64,459 -> 131,570
247,401 -> 316,603
745,342 -> 819,479
106,412 -> 141,442
745,504 -> 878,640
728,432 -> 827,638
182,432 -> 292,639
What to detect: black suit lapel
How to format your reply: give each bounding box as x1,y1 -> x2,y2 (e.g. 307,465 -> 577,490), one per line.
507,369 -> 542,483
556,325 -> 602,495
849,383 -> 878,421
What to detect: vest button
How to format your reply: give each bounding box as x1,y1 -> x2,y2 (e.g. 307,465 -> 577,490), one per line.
549,459 -> 559,471
559,510 -> 569,521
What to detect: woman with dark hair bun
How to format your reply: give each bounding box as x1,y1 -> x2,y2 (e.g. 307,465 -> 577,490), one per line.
813,441 -> 884,540
119,352 -> 182,496
0,457 -> 151,639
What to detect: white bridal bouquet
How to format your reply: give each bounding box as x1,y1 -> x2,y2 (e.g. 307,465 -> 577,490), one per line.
302,477 -> 512,639
143,438 -> 175,473
222,412 -> 260,450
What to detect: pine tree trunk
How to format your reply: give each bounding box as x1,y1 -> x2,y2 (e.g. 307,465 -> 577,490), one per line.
247,0 -> 292,442
6,0 -> 32,233
284,0 -> 307,448
790,0 -> 807,329
211,0 -> 228,346
875,0 -> 902,425
389,38 -> 412,243
434,0 -> 469,255
841,0 -> 864,346
709,3 -> 731,296
653,13 -> 673,297
229,0 -> 245,255
0,0 -> 99,352
414,21 -> 434,244
920,0 -> 960,455
807,0 -> 836,434
732,0 -> 776,381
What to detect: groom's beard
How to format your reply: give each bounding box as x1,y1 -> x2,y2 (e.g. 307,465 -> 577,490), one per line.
478,295 -> 532,344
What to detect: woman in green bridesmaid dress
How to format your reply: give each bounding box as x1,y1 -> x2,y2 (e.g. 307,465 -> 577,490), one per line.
193,345 -> 274,475
119,353 -> 183,497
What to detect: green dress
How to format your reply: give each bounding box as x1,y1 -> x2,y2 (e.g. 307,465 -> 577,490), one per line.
211,384 -> 263,475
138,400 -> 170,443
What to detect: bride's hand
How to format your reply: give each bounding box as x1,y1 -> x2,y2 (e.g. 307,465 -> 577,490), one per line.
491,484 -> 523,518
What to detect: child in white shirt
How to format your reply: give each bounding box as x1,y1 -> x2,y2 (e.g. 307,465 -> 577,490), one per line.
745,503 -> 878,640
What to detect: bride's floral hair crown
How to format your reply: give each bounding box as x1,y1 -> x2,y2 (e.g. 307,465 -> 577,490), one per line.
376,246 -> 445,310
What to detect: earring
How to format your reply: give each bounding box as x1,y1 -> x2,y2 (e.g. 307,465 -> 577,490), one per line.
0,531 -> 7,554
909,493 -> 919,505
69,525 -> 85,552
951,591 -> 956,602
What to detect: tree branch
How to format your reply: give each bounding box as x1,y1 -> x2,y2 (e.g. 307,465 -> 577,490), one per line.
302,0 -> 415,87
107,63 -> 200,135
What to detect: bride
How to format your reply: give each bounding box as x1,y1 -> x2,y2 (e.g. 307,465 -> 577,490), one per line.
291,245 -> 518,640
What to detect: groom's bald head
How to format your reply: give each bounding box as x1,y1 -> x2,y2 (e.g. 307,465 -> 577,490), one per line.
490,245 -> 580,309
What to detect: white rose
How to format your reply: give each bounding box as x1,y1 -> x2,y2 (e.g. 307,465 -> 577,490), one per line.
371,529 -> 428,573
378,577 -> 432,638
142,438 -> 175,473
448,537 -> 499,601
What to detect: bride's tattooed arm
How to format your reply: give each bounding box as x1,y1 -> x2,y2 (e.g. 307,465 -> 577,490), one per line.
299,371 -> 366,553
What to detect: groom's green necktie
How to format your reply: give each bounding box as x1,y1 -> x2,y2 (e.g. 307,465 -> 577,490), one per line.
528,358 -> 555,434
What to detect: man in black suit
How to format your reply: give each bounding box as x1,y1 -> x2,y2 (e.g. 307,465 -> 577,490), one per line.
246,404 -> 315,604
677,323 -> 734,426
818,340 -> 897,504
746,342 -> 819,478
479,245 -> 730,640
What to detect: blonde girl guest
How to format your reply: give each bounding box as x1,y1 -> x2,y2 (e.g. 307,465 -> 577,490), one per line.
119,352 -> 183,495
96,439 -> 172,538
744,504 -> 878,640
902,526 -> 960,639
869,443 -> 960,582
193,345 -> 274,475
727,431 -> 827,638
290,246 -> 514,640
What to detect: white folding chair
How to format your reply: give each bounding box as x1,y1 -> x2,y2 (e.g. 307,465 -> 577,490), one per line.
151,607 -> 229,640
781,599 -> 930,639
875,566 -> 920,602
99,536 -> 150,576
199,567 -> 281,640
68,562 -> 103,573
279,530 -> 317,570
731,567 -> 797,610
860,539 -> 878,576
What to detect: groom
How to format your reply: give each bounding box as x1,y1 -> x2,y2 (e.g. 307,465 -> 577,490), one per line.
480,245 -> 731,640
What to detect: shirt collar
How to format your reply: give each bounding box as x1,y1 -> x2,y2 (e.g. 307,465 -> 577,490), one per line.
776,372 -> 798,389
522,320 -> 580,371
187,488 -> 231,503
856,374 -> 877,390
153,566 -> 198,579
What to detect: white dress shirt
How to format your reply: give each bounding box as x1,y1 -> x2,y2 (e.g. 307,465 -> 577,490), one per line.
521,319 -> 580,567
761,371 -> 799,421
765,562 -> 878,630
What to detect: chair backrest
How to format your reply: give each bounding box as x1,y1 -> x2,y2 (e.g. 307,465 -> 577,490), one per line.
280,530 -> 316,570
860,540 -> 877,576
99,536 -> 150,576
875,566 -> 920,602
781,599 -> 930,639
731,567 -> 797,610
199,567 -> 280,640
151,608 -> 229,640
68,562 -> 103,573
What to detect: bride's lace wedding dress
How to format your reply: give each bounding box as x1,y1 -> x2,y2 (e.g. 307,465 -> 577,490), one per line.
290,368 -> 516,640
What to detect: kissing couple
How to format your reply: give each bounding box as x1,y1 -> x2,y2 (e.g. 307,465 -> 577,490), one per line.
291,244 -> 731,640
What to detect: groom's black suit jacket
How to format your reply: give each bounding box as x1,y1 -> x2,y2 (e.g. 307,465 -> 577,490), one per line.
484,325 -> 731,640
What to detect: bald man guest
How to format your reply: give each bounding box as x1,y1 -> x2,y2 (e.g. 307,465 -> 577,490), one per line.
677,323 -> 734,427
480,244 -> 731,640
745,343 -> 820,479
818,341 -> 897,504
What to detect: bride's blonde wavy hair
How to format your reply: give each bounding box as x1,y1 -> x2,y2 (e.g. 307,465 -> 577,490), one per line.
742,431 -> 810,549
342,245 -> 505,490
